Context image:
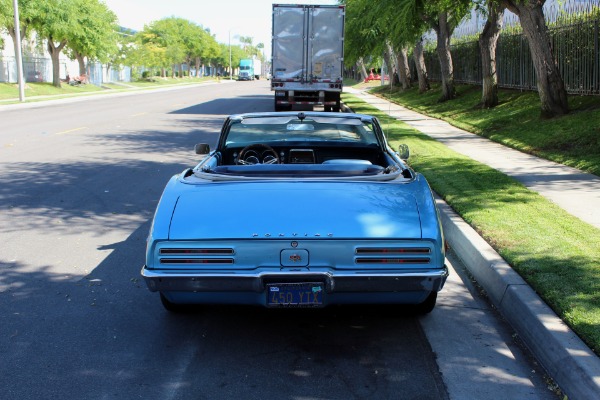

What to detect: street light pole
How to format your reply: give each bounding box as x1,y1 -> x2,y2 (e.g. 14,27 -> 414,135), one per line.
229,30 -> 232,81
13,0 -> 25,102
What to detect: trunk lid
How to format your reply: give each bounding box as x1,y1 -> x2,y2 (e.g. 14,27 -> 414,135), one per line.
168,182 -> 422,240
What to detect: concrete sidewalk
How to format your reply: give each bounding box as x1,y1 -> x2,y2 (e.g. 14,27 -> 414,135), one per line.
344,87 -> 600,400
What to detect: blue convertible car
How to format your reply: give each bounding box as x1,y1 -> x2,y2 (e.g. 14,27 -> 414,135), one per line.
142,112 -> 448,312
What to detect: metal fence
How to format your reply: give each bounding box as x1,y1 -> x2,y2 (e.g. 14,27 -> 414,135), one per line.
0,57 -> 57,83
0,56 -> 131,85
422,0 -> 600,95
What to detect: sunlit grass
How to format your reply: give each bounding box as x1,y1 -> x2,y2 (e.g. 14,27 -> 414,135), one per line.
367,82 -> 600,176
0,81 -> 103,100
0,76 -> 217,104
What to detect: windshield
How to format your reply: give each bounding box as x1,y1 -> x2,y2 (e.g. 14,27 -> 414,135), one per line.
225,116 -> 380,147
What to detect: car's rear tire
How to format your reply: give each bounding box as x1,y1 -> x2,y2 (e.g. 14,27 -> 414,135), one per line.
160,292 -> 189,313
413,291 -> 437,314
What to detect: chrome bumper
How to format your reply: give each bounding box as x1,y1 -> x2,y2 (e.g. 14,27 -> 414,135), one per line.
141,266 -> 449,293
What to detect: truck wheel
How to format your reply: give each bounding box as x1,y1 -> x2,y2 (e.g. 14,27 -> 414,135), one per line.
333,99 -> 341,112
277,103 -> 292,111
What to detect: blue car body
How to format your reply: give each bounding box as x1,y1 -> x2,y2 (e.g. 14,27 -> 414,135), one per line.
142,112 -> 447,312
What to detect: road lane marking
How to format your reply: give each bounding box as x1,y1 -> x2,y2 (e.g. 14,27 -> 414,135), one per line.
55,127 -> 88,135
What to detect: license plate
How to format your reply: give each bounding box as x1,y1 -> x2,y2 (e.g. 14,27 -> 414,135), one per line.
267,282 -> 324,308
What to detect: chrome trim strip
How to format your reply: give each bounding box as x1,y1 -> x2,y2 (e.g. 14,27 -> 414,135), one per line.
141,265 -> 449,293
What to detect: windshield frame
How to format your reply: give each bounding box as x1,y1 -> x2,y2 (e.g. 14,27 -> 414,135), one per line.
219,113 -> 385,150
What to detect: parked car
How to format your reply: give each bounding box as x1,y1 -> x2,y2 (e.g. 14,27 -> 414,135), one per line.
142,112 -> 448,313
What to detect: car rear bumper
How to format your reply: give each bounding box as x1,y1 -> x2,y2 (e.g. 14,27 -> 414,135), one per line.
141,265 -> 448,295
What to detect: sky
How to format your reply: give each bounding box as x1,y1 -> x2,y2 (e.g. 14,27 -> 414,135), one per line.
102,0 -> 339,55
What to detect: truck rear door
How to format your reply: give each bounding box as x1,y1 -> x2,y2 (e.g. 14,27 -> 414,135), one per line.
272,6 -> 306,81
307,6 -> 344,82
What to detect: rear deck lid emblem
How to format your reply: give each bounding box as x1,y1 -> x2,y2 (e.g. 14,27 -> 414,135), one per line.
281,249 -> 309,267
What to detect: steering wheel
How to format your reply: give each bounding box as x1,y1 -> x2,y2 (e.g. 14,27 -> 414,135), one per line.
237,144 -> 280,165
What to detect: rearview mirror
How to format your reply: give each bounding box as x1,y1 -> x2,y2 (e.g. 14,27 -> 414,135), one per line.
195,143 -> 210,154
398,144 -> 410,160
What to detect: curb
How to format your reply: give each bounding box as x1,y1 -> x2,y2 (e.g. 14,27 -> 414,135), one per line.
436,198 -> 600,400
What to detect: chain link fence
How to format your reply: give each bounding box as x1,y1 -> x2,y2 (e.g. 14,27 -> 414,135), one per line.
0,57 -> 57,83
0,56 -> 131,85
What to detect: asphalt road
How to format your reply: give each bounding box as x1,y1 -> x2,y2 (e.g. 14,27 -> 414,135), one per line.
0,80 -> 555,399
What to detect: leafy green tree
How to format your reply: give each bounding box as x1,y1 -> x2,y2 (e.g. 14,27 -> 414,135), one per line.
238,35 -> 260,57
345,0 -> 425,88
0,0 -> 39,59
394,0 -> 472,101
215,43 -> 245,76
32,0 -> 79,87
137,17 -> 220,78
66,0 -> 119,76
105,28 -> 135,79
126,17 -> 221,79
142,18 -> 187,77
213,42 -> 229,74
346,0 -> 483,99
343,0 -> 568,116
256,43 -> 265,62
343,0 -> 386,73
191,28 -> 219,77
134,29 -> 170,77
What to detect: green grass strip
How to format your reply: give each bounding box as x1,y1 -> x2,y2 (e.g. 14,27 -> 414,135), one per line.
0,77 -> 216,104
370,83 -> 600,177
343,93 -> 600,354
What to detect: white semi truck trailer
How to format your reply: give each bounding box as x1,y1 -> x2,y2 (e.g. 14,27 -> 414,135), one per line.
271,4 -> 345,112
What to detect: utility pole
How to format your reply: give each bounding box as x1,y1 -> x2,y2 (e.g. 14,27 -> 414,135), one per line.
13,0 -> 25,102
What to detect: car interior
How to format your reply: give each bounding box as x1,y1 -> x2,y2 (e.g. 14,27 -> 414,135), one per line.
189,114 -> 412,178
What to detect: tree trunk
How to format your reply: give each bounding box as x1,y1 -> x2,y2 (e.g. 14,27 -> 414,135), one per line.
75,52 -> 86,76
195,58 -> 201,77
185,58 -> 192,78
502,0 -> 568,117
383,44 -> 394,85
478,2 -> 505,108
433,12 -> 456,101
413,37 -> 430,93
47,38 -> 67,87
358,58 -> 368,81
396,45 -> 411,90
